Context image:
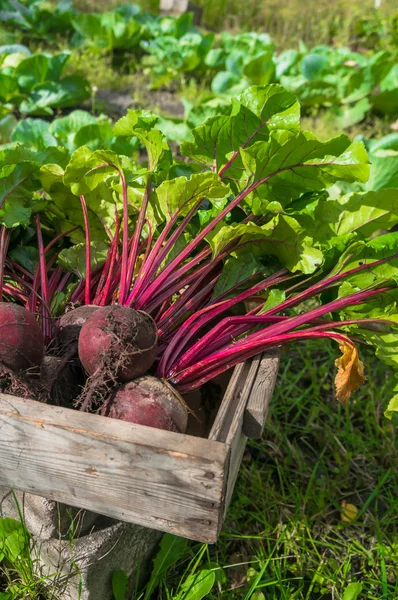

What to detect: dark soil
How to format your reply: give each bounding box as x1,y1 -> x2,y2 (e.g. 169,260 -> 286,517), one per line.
0,363 -> 46,401
94,86 -> 185,118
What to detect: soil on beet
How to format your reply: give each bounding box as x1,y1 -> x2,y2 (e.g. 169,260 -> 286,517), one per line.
79,306 -> 158,382
0,363 -> 47,401
54,305 -> 99,349
103,376 -> 189,433
41,355 -> 86,407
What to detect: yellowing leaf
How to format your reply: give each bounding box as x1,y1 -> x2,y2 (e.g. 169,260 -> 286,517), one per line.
334,342 -> 366,405
133,254 -> 145,278
340,501 -> 358,523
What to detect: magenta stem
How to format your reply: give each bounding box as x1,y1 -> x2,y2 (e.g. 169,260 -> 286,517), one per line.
169,286 -> 390,378
123,177 -> 152,301
117,169 -> 130,304
136,161 -> 336,304
79,195 -> 91,305
127,198 -> 204,307
172,331 -> 352,392
35,215 -> 51,339
158,269 -> 289,376
0,226 -> 11,301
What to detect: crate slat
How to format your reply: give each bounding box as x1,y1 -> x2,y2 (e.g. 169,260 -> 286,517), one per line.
0,352 -> 279,543
0,393 -> 228,543
243,349 -> 280,439
209,352 -> 279,517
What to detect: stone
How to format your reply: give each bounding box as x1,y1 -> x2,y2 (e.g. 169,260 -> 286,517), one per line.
37,520 -> 162,600
0,488 -> 162,600
0,487 -> 111,540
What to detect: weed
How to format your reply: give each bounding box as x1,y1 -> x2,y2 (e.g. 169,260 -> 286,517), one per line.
0,494 -> 59,600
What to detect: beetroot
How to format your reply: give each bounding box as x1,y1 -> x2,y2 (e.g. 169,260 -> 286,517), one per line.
0,303 -> 44,372
55,305 -> 99,348
78,305 -> 158,382
105,376 -> 188,433
41,355 -> 85,406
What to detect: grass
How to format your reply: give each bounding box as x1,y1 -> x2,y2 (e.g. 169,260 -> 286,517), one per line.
2,343 -> 396,599
197,0 -> 397,49
73,0 -> 398,50
300,113 -> 392,141
0,494 -> 59,600
145,340 -> 398,599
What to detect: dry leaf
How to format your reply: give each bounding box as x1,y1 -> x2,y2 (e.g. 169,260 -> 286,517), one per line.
334,342 -> 366,405
133,254 -> 144,278
244,297 -> 265,312
340,501 -> 358,522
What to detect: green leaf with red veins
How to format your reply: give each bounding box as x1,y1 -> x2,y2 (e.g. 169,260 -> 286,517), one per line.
336,233 -> 398,293
212,252 -> 267,300
236,84 -> 300,130
198,196 -> 230,228
0,201 -> 31,228
285,189 -> 398,261
181,84 -> 300,173
63,146 -> 122,195
113,109 -> 159,136
385,389 -> 398,419
41,162 -> 121,241
58,241 -> 109,278
209,216 -> 324,274
258,288 -> 286,312
9,246 -> 39,273
332,189 -> 398,239
181,105 -> 267,171
0,158 -> 43,228
238,133 -> 369,211
134,128 -> 171,172
155,172 -> 230,219
331,236 -> 398,361
113,109 -> 171,171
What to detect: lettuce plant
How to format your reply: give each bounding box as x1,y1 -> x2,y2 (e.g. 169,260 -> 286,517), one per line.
0,47 -> 90,116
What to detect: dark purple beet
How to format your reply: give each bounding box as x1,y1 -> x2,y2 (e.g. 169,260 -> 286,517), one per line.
0,302 -> 43,372
78,305 -> 158,382
55,305 -> 99,348
106,376 -> 188,433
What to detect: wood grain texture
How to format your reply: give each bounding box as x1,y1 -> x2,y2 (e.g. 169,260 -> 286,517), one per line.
0,393 -> 228,543
209,352 -> 279,517
209,357 -> 260,516
209,360 -> 253,443
243,349 -> 280,439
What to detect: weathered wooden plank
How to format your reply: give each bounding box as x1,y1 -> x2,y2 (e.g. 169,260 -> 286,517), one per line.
221,358 -> 262,512
209,360 -> 253,443
0,393 -> 228,543
243,349 -> 280,439
209,353 -> 279,518
209,357 -> 261,517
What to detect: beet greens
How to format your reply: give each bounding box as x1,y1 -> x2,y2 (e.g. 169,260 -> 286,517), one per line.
1,84 -> 398,415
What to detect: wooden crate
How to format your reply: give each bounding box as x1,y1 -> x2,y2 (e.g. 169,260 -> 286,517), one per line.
0,351 -> 279,544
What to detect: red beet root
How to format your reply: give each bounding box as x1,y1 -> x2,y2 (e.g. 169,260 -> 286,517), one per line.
0,303 -> 44,372
106,376 -> 188,433
55,305 -> 99,348
78,305 -> 158,382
